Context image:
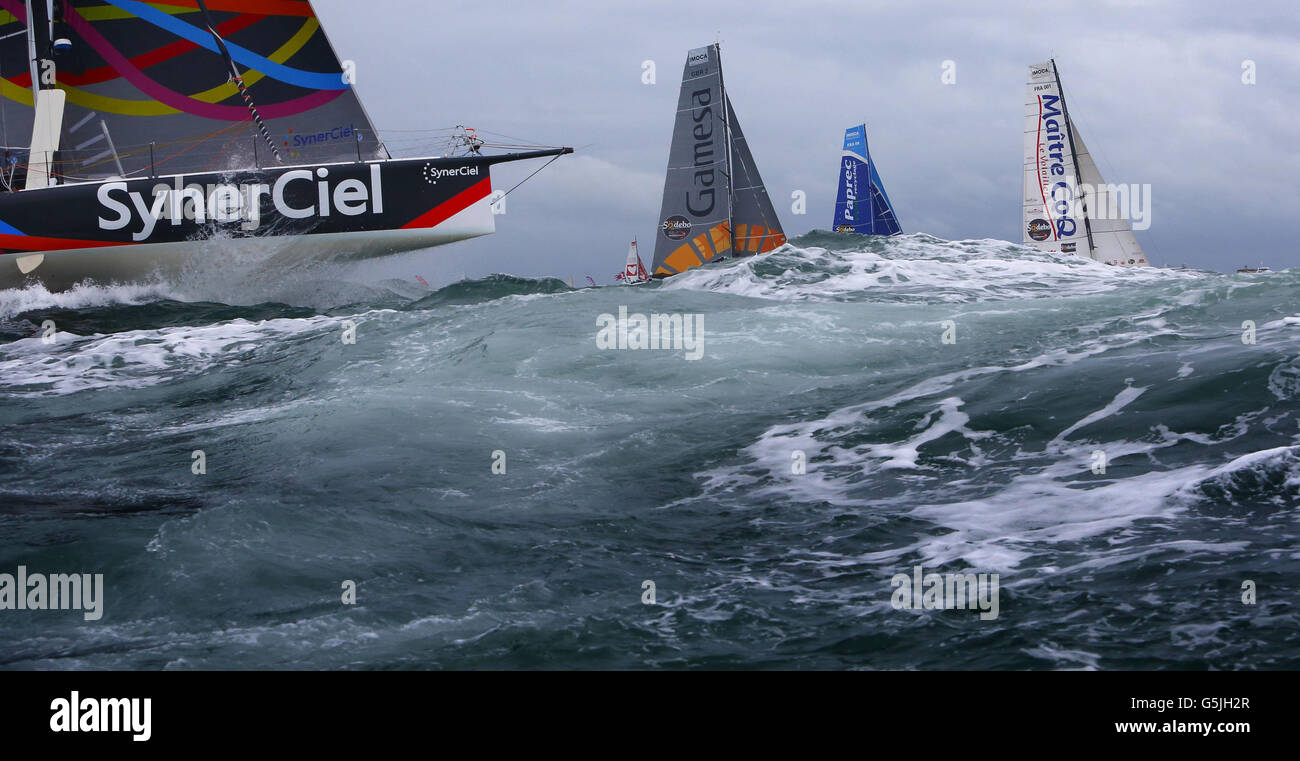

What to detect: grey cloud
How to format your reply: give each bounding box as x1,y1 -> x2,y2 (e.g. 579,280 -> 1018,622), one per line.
316,0 -> 1300,284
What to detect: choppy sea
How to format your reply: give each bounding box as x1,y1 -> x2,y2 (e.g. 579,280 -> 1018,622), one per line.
2,232 -> 1297,669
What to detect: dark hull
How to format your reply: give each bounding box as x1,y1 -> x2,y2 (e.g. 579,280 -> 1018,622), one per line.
0,154 -> 499,290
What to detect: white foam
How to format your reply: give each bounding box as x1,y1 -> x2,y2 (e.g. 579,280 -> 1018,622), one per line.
0,315 -> 338,396
0,280 -> 186,319
1050,385 -> 1147,447
658,233 -> 1205,304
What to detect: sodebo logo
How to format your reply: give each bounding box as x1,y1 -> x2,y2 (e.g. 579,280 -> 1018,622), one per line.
97,165 -> 385,241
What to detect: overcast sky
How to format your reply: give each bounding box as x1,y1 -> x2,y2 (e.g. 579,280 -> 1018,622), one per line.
313,0 -> 1299,284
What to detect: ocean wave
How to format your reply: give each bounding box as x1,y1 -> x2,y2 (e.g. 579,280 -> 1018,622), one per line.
2,232 -> 1297,669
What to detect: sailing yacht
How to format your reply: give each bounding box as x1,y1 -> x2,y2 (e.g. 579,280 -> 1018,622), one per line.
832,124 -> 900,235
650,43 -> 785,279
1022,60 -> 1148,267
0,1 -> 571,290
615,239 -> 649,284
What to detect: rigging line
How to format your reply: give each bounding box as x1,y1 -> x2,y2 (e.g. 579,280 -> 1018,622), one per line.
138,121 -> 249,172
376,127 -> 461,133
201,122 -> 254,172
15,119 -> 249,177
474,128 -> 561,147
498,153 -> 564,200
193,0 -> 281,163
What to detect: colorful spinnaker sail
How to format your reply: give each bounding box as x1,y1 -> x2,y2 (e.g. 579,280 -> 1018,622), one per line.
832,124 -> 900,235
0,0 -> 574,291
650,43 -> 784,278
1022,60 -> 1147,267
0,0 -> 388,180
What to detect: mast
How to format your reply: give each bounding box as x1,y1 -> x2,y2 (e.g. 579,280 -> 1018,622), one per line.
716,42 -> 735,256
193,0 -> 282,163
23,0 -> 39,102
865,126 -> 875,234
1051,59 -> 1095,253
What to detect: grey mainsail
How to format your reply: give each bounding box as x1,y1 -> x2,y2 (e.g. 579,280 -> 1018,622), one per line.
651,43 -> 784,278
725,95 -> 784,256
650,44 -> 729,277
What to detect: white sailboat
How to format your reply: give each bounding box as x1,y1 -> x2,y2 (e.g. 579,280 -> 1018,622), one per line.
616,239 -> 649,284
1022,60 -> 1148,267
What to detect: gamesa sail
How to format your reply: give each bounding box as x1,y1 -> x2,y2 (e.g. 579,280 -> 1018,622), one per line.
650,43 -> 784,278
726,96 -> 784,256
1022,60 -> 1147,266
832,124 -> 900,235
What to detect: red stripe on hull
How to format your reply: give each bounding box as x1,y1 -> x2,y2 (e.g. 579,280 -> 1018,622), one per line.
402,177 -> 492,230
0,233 -> 131,254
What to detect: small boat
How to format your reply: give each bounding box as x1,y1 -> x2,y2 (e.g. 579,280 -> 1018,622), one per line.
0,0 -> 571,290
615,239 -> 649,284
832,124 -> 901,235
1021,60 -> 1148,267
1236,264 -> 1270,273
649,43 -> 785,279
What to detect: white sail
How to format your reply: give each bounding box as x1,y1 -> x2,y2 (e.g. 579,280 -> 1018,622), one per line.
625,241 -> 640,278
1022,60 -> 1148,267
1070,124 -> 1148,266
1023,61 -> 1090,259
622,240 -> 649,284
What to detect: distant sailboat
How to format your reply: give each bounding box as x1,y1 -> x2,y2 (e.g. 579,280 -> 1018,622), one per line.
650,43 -> 785,278
615,239 -> 649,284
1022,60 -> 1148,267
832,124 -> 900,235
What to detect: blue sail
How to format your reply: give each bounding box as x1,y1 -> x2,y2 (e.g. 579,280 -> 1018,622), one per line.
832,124 -> 902,235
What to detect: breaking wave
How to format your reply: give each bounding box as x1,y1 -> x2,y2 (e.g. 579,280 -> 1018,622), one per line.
1,232 -> 1297,669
